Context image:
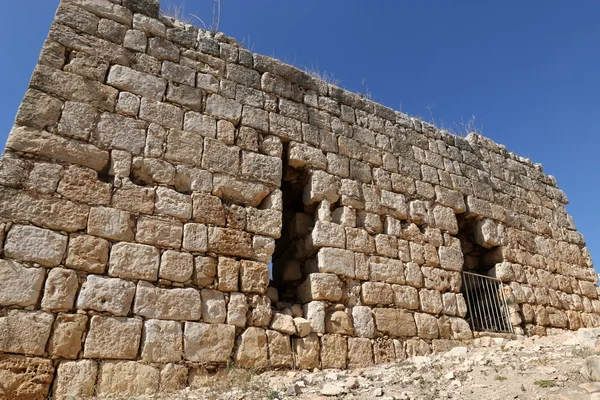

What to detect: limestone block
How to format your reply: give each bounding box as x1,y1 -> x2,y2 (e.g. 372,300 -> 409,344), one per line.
97,361 -> 159,396
312,221 -> 346,249
246,208 -> 282,238
361,281 -> 394,305
304,301 -> 326,334
160,363 -> 188,393
0,310 -> 54,356
288,142 -> 327,170
347,337 -> 374,368
7,125 -> 109,172
131,157 -> 176,185
200,289 -> 226,323
212,173 -> 270,207
269,112 -> 302,141
373,338 -> 396,364
422,266 -> 462,293
235,327 -> 268,369
267,330 -> 294,368
449,317 -> 472,340
139,97 -> 183,129
107,64 -> 166,100
316,247 -> 355,278
41,268 -> 78,311
270,312 -> 296,335
160,250 -> 194,282
88,206 -> 134,241
419,289 -> 444,314
321,335 -> 347,369
58,101 -> 99,142
293,333 -> 320,370
432,205 -> 458,234
438,246 -> 464,271
109,242 -> 160,281
17,88 -> 63,130
294,317 -> 312,337
217,257 -> 239,292
227,292 -> 249,328
333,207 -> 357,227
112,182 -> 155,214
48,313 -> 87,359
116,91 -> 140,116
141,319 -> 183,363
352,306 -> 375,338
492,262 -> 515,282
4,224 -> 67,267
54,360 -> 98,399
241,150 -> 282,186
0,260 -> 45,307
154,186 -> 192,220
325,309 -> 354,335
247,294 -> 272,327
183,223 -> 208,253
134,281 -> 202,320
303,170 -> 340,205
373,308 -> 417,337
392,284 -> 420,310
205,94 -> 242,124
194,255 -> 217,287
346,227 -> 375,254
414,313 -> 439,339
94,112 -> 147,154
456,294 -> 468,318
184,111 -> 216,138
435,186 -> 466,213
191,192 -> 225,226
183,322 -> 235,363
208,226 -> 254,259
297,273 -> 343,303
136,215 -> 183,248
240,260 -> 270,294
109,149 -> 132,178
405,262 -> 424,288
84,316 -> 142,359
442,292 -> 458,316
0,355 -> 54,400
369,256 -> 405,284
474,218 -> 504,248
25,162 -> 62,194
77,275 -> 136,316
380,190 -> 408,219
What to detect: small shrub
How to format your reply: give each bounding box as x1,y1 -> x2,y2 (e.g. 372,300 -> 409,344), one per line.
305,64 -> 341,86
533,379 -> 557,388
494,375 -> 507,381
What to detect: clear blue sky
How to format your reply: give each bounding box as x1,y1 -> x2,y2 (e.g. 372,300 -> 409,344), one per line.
0,1 -> 597,272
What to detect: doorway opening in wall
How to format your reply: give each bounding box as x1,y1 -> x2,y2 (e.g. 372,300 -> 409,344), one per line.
269,143 -> 314,305
457,214 -> 513,333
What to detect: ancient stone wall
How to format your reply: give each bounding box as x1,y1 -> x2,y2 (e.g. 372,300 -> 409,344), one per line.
0,0 -> 597,398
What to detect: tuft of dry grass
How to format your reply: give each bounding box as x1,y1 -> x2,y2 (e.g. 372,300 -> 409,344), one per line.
305,63 -> 341,86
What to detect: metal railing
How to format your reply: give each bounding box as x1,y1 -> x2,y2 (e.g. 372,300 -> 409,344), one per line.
462,271 -> 513,334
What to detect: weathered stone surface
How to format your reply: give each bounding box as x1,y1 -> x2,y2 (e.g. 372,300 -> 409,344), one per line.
192,192 -> 225,226
294,317 -> 312,337
183,223 -> 208,252
0,355 -> 54,400
16,88 -> 63,130
369,256 -> 405,284
414,312 -> 439,339
241,151 -> 282,186
184,322 -> 236,363
298,273 -> 343,303
88,206 -> 134,241
321,335 -> 347,369
194,255 -> 217,287
352,306 -> 376,338
107,64 -> 166,100
134,281 -> 202,320
304,301 -> 326,334
165,129 -> 204,166
205,94 -> 243,124
94,112 -> 147,154
77,275 -> 136,316
228,292 -> 249,328
267,330 -> 294,368
293,333 -> 320,369
97,361 -> 159,396
392,284 -> 420,310
240,260 -> 270,294
160,363 -> 188,393
0,260 -> 45,307
57,101 -> 98,140
201,289 -> 226,323
348,337 -> 374,368
209,227 -> 254,259
41,267 -> 78,311
0,310 -> 54,356
438,246 -> 464,271
270,312 -> 296,335
54,360 -> 98,399
141,319 -> 183,362
136,215 -> 183,248
160,250 -> 194,282
316,246 -> 355,279
235,327 -> 269,369
325,309 -> 355,335
212,173 -> 270,207
362,281 -> 394,305
373,308 -> 417,337
109,242 -> 160,281
48,313 -> 87,359
419,288 -> 444,314
84,316 -> 142,359
4,224 -> 67,267
65,234 -> 110,273
246,208 -> 282,238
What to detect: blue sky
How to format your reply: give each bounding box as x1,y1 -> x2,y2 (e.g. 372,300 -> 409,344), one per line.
0,1 -> 597,271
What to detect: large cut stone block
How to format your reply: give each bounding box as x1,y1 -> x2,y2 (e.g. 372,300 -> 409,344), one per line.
54,360 -> 98,399
347,337 -> 374,368
109,242 -> 160,281
84,316 -> 142,359
184,322 -> 235,363
311,221 -> 346,249
97,361 -> 159,396
369,256 -> 405,284
297,273 -> 343,303
134,281 -> 202,320
107,64 -> 166,100
65,234 -> 110,273
212,173 -> 270,207
0,260 -> 45,307
234,327 -> 268,369
208,227 -> 254,259
201,289 -> 226,323
361,281 -> 394,305
0,310 -> 54,356
352,306 -> 376,338
88,206 -> 134,241
4,224 -> 67,267
136,215 -> 183,249
41,267 -> 78,311
293,333 -> 320,370
77,275 -> 136,316
48,313 -> 87,359
240,260 -> 270,294
373,308 -> 417,337
321,335 -> 347,369
267,330 -> 293,368
141,319 -> 183,363
0,355 -> 54,400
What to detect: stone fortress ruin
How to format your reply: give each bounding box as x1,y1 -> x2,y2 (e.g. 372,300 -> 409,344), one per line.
0,0 -> 597,398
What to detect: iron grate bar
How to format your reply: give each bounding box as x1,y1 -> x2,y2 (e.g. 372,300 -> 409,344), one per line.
462,271 -> 513,334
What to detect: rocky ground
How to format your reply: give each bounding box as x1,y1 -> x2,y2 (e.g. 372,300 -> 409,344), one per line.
93,328 -> 600,400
